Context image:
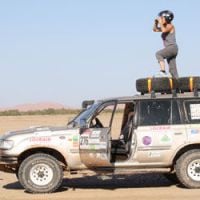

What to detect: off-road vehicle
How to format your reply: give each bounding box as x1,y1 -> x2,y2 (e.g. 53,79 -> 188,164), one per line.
1,76 -> 200,193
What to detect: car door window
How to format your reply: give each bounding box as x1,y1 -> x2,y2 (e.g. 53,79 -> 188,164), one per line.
185,100 -> 200,123
111,103 -> 134,139
90,103 -> 116,128
139,100 -> 171,126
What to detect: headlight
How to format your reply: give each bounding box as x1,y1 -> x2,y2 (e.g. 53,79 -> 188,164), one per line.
0,140 -> 14,150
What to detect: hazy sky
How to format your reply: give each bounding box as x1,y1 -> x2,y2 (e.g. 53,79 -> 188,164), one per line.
0,0 -> 199,107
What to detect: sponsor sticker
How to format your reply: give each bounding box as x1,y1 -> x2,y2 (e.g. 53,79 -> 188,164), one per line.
190,104 -> 200,120
72,135 -> 79,147
88,138 -> 100,144
159,134 -> 172,144
30,136 -> 51,143
151,126 -> 171,131
161,135 -> 171,142
142,136 -> 152,146
73,135 -> 79,142
90,130 -> 101,138
191,129 -> 200,135
89,144 -> 96,150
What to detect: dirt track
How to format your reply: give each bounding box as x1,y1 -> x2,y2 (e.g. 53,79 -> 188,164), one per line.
1,171 -> 200,200
1,115 -> 200,199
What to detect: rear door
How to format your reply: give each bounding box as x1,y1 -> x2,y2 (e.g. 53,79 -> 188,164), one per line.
79,101 -> 116,168
135,99 -> 187,164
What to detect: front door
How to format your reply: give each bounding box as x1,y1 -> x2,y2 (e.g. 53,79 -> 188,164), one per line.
79,102 -> 116,168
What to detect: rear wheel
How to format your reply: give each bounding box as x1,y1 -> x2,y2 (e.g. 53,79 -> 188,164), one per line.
175,149 -> 200,188
18,153 -> 63,193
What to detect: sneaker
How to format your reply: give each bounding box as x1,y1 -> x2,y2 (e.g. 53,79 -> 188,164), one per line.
153,71 -> 168,78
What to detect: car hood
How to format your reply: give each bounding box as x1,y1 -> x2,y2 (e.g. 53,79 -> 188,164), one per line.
0,126 -> 70,140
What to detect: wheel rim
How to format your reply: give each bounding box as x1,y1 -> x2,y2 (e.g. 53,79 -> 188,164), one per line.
187,159 -> 200,181
30,163 -> 53,186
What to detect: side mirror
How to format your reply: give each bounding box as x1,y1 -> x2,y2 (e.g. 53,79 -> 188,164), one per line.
82,100 -> 95,109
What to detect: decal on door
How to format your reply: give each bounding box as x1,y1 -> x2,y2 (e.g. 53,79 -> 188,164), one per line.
142,136 -> 152,146
188,128 -> 200,141
158,133 -> 172,145
80,129 -> 107,150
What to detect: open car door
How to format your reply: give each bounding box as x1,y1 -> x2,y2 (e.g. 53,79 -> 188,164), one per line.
79,102 -> 116,168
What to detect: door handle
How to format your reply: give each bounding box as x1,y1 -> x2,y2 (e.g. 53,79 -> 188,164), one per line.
174,132 -> 183,135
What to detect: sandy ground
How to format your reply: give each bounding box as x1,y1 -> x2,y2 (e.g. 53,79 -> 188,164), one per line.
1,115 -> 200,199
1,172 -> 200,200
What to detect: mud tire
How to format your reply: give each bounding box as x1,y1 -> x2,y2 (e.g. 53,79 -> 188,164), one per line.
18,153 -> 63,193
178,77 -> 200,92
136,77 -> 178,94
175,149 -> 200,188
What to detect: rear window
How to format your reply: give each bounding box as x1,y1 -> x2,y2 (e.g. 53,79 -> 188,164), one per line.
185,100 -> 200,123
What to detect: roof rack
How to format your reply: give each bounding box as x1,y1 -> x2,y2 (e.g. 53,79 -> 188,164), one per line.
142,89 -> 200,99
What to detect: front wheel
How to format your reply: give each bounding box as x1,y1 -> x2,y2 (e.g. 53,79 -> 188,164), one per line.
175,149 -> 200,188
18,153 -> 63,193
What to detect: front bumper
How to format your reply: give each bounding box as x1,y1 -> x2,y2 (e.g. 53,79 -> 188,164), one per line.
0,156 -> 18,173
0,150 -> 18,173
0,155 -> 18,164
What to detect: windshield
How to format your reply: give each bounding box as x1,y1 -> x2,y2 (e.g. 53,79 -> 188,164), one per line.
67,102 -> 100,128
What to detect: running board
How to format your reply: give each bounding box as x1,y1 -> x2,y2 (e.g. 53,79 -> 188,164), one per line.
65,167 -> 171,177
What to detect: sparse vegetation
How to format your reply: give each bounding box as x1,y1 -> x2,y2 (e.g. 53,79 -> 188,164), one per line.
0,107 -> 124,116
0,109 -> 81,116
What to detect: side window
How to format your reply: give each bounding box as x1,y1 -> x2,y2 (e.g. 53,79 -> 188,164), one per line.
185,100 -> 200,123
172,101 -> 181,124
139,100 -> 171,126
111,103 -> 134,139
90,103 -> 115,128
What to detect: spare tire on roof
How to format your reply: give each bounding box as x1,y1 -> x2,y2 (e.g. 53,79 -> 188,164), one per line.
136,77 -> 178,94
178,77 -> 200,92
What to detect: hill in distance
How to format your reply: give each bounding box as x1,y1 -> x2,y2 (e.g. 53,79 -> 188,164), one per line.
0,102 -> 76,112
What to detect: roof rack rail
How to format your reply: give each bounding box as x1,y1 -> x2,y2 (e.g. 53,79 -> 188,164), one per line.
140,89 -> 200,99
142,90 -> 178,99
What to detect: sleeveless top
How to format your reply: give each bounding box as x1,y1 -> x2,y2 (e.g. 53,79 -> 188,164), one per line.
161,31 -> 177,47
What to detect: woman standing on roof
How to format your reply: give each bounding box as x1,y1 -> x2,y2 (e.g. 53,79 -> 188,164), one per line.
153,10 -> 179,79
